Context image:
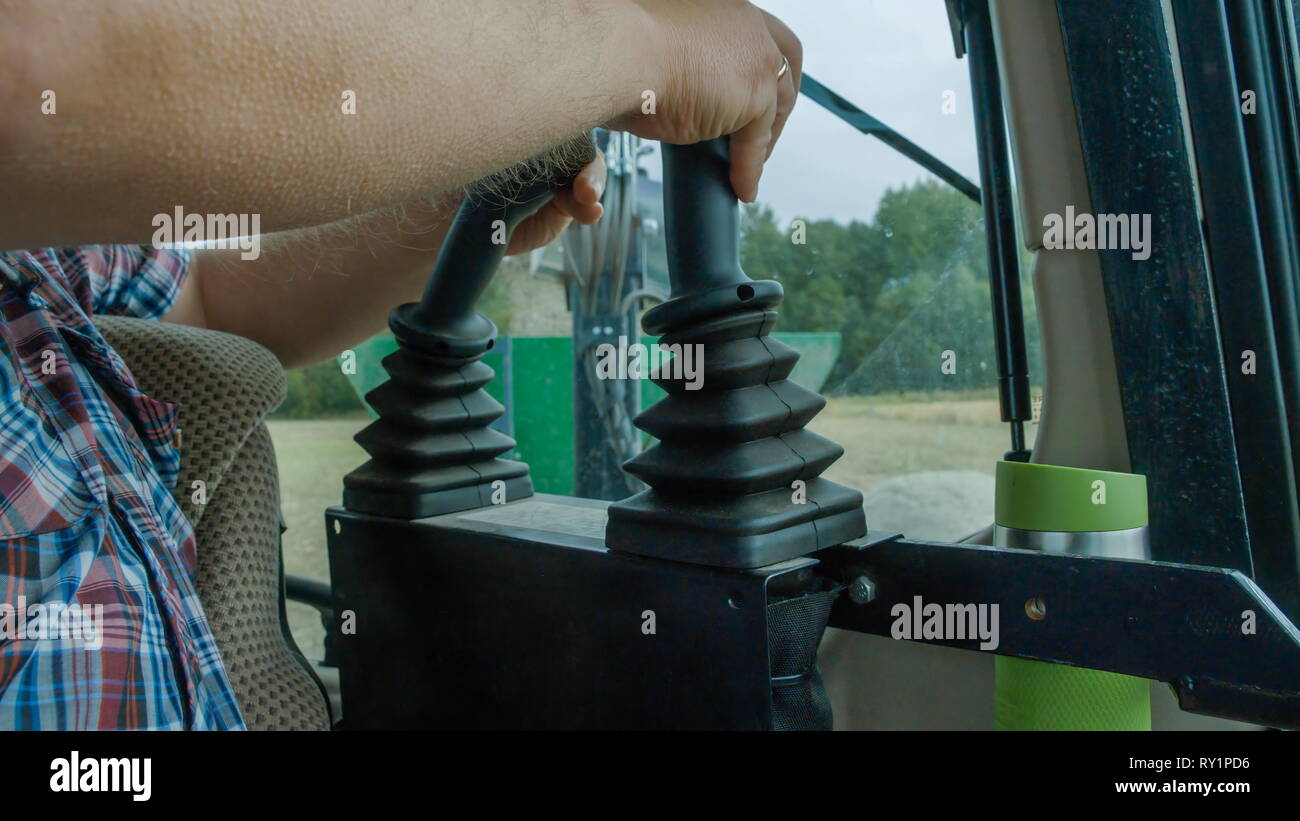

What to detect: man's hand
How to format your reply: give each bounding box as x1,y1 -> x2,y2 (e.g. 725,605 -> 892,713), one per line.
1,0 -> 801,248
613,2 -> 803,203
174,153 -> 610,369
506,152 -> 608,256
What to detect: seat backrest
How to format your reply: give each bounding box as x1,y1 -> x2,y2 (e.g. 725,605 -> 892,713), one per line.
95,315 -> 330,730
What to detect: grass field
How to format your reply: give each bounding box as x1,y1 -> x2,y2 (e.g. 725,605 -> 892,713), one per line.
268,417 -> 367,660
269,393 -> 1032,659
813,392 -> 1030,492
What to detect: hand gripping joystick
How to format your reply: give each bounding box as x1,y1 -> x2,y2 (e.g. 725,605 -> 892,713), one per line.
343,166 -> 580,519
605,138 -> 867,567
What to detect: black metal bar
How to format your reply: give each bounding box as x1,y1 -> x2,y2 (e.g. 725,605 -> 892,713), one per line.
571,314 -> 641,501
1172,0 -> 1300,621
1258,0 -> 1300,311
1055,0 -> 1253,573
571,131 -> 642,501
819,534 -> 1300,728
1229,0 -> 1300,477
964,0 -> 1031,462
1224,0 -> 1300,617
284,573 -> 332,615
800,74 -> 981,203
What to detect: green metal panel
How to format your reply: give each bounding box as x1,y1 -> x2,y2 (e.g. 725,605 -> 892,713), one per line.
506,337 -> 574,495
342,332 -> 840,497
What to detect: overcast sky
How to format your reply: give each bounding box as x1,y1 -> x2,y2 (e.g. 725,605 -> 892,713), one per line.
644,0 -> 980,226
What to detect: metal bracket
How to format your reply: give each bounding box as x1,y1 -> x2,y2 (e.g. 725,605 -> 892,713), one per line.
817,533 -> 1300,728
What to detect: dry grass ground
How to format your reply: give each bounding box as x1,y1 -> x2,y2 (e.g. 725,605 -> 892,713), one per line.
812,392 -> 1027,493
268,417 -> 368,661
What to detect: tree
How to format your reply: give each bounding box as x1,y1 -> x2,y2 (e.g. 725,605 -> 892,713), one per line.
739,178 -> 1040,396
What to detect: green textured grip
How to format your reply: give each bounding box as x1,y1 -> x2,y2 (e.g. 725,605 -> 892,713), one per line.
996,658 -> 1150,730
994,461 -> 1151,730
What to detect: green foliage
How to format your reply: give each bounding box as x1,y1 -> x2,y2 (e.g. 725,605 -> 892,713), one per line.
740,179 -> 1041,395
477,258 -> 518,334
272,358 -> 366,419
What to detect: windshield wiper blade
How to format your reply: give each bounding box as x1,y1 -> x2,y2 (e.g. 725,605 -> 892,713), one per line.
800,74 -> 981,203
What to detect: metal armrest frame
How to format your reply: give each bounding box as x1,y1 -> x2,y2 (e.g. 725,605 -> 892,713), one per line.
819,533 -> 1300,728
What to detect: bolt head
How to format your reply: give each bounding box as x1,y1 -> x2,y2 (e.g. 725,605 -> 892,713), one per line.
848,576 -> 876,605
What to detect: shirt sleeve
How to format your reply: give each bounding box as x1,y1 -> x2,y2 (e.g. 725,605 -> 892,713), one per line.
71,245 -> 191,319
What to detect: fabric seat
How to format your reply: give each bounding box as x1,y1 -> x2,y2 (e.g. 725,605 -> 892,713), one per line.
95,315 -> 330,731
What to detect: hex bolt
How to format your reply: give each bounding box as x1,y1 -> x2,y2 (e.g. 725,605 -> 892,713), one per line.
848,576 -> 876,605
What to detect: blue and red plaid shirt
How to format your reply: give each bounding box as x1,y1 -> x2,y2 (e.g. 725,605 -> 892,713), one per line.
0,246 -> 244,730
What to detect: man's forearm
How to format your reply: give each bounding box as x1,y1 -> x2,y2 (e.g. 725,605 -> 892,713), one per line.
178,194 -> 460,369
0,0 -> 651,249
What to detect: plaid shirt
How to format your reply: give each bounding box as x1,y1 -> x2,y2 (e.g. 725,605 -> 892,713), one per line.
0,246 -> 244,730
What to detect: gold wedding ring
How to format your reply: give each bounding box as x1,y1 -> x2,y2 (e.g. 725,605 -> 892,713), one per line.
777,55 -> 790,80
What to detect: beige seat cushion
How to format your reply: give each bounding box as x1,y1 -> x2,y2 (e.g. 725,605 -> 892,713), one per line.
95,316 -> 330,730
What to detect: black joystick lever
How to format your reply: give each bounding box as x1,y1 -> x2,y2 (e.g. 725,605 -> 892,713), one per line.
605,137 -> 866,567
343,162 -> 583,519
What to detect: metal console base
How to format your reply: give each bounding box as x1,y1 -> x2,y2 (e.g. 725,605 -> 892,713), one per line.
326,494 -> 834,730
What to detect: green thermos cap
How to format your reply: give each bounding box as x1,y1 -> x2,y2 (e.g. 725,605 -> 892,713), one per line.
995,461 -> 1148,533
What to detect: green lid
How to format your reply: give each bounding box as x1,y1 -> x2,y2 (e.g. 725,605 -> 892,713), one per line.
995,461 -> 1147,532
